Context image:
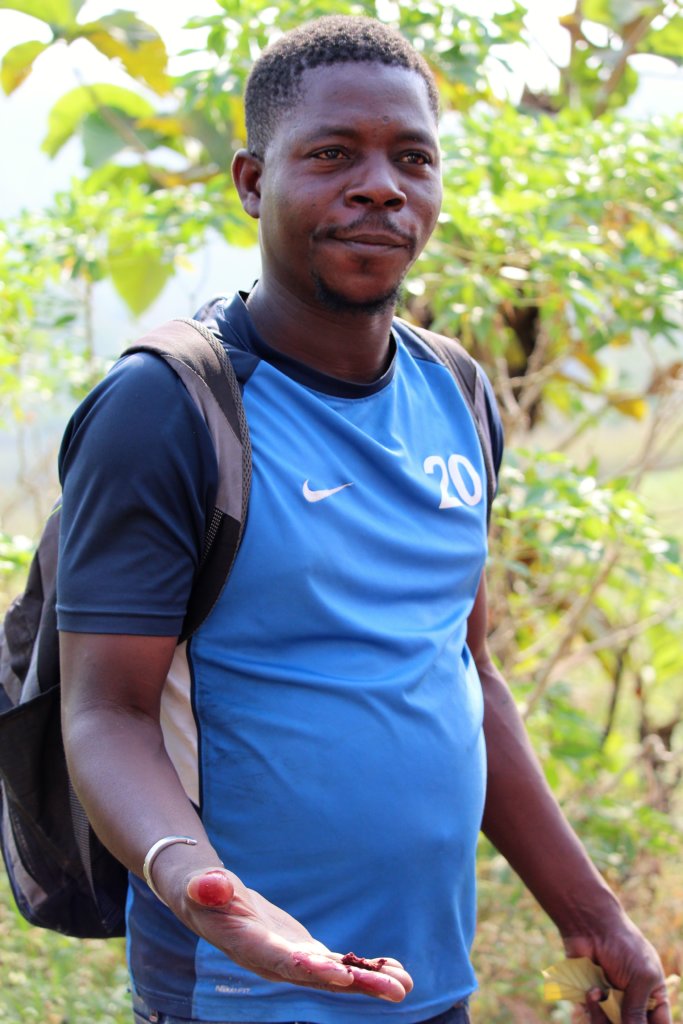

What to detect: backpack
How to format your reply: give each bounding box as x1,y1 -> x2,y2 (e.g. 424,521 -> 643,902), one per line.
0,307 -> 496,940
0,317 -> 251,938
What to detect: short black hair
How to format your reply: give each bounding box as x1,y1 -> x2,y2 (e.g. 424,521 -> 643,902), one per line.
245,15 -> 439,158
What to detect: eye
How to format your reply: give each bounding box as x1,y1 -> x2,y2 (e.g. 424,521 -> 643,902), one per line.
311,147 -> 348,161
400,151 -> 432,165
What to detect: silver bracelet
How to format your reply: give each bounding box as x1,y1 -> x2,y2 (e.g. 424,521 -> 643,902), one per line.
143,835 -> 198,905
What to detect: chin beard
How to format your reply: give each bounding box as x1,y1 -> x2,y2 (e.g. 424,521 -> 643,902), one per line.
313,276 -> 404,316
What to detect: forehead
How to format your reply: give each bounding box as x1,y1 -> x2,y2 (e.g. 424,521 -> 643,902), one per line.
272,62 -> 438,145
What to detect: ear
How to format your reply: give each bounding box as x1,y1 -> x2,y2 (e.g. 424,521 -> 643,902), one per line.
232,149 -> 263,219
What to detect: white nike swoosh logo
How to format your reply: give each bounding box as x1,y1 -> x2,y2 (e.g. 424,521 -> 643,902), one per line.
302,480 -> 353,503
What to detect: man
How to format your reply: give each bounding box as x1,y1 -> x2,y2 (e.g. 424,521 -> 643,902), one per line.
57,15 -> 670,1024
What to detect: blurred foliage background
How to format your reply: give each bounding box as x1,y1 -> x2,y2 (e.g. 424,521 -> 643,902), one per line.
0,0 -> 681,1021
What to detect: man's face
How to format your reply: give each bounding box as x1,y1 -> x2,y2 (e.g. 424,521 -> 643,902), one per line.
249,61 -> 442,315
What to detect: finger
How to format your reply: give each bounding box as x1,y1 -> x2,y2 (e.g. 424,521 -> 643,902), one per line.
584,986 -> 610,1022
374,962 -> 414,994
343,963 -> 411,1002
289,952 -> 410,1002
359,958 -> 414,995
290,952 -> 355,989
338,953 -> 413,995
328,953 -> 413,993
186,869 -> 235,908
622,979 -> 666,1024
621,995 -> 653,1023
648,988 -> 672,1024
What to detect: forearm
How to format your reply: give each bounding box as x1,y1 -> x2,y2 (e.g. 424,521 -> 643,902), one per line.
60,631 -> 220,895
63,701 -> 218,883
480,660 -> 625,939
468,579 -> 669,1018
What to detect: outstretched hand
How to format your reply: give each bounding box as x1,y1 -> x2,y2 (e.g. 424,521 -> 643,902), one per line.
564,923 -> 671,1024
172,867 -> 413,1002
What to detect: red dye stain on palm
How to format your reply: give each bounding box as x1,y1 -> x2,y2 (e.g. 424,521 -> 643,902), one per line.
193,871 -> 234,907
341,953 -> 388,972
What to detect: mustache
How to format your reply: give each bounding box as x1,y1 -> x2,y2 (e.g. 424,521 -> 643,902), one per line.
315,217 -> 417,252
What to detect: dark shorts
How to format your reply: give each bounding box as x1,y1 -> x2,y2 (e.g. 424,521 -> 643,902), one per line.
131,992 -> 471,1024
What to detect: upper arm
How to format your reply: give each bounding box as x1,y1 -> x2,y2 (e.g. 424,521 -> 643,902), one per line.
59,632 -> 178,721
466,573 -> 491,669
56,356 -> 215,723
57,353 -> 218,638
466,573 -> 510,700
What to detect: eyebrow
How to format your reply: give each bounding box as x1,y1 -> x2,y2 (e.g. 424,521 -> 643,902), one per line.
301,125 -> 438,147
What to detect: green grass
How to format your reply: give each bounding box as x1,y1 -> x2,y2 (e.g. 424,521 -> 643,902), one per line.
0,871 -> 130,1023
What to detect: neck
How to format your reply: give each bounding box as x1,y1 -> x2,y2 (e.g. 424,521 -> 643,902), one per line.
245,279 -> 396,384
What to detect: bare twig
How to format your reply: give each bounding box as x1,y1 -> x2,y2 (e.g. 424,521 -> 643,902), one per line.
546,603 -> 678,683
594,11 -> 663,117
520,547 -> 621,719
555,399 -> 610,451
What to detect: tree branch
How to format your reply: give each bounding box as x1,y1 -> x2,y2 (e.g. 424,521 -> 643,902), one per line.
594,10 -> 662,117
520,547 -> 620,719
546,603 -> 676,683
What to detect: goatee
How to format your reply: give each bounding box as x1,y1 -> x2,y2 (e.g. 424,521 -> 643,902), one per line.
312,276 -> 405,317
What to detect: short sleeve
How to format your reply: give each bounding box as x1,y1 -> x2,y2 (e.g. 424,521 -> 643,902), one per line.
56,352 -> 218,636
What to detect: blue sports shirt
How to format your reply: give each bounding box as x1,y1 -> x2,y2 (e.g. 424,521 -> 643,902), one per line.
57,293 -> 504,1024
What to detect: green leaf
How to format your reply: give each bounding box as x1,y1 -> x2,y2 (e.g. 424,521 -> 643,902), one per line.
0,0 -> 78,29
610,0 -> 661,23
79,12 -> 170,94
42,83 -> 154,156
0,39 -> 48,94
580,0 -> 613,26
581,0 -> 660,29
80,111 -> 128,167
81,114 -> 161,168
107,234 -> 173,315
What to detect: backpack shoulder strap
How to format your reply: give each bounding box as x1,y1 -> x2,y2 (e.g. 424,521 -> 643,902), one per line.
398,319 -> 497,526
121,318 -> 252,641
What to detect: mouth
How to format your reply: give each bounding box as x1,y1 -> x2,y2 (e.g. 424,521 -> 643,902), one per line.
317,219 -> 415,255
331,228 -> 411,251
324,232 -> 415,261
334,232 -> 408,248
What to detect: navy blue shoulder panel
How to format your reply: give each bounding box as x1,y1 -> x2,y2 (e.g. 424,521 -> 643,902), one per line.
57,353 -> 218,636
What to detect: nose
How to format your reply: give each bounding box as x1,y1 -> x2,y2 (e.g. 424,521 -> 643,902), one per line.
345,154 -> 407,210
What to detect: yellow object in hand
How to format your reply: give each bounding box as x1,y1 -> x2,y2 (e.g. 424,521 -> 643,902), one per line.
542,957 -> 656,1024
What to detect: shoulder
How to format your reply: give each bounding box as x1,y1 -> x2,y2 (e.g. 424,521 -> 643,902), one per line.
59,351 -> 215,480
393,318 -> 504,475
56,351 -> 219,636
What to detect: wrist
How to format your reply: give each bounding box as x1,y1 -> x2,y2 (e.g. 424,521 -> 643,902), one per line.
553,885 -> 627,944
141,835 -> 223,907
143,836 -> 199,904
